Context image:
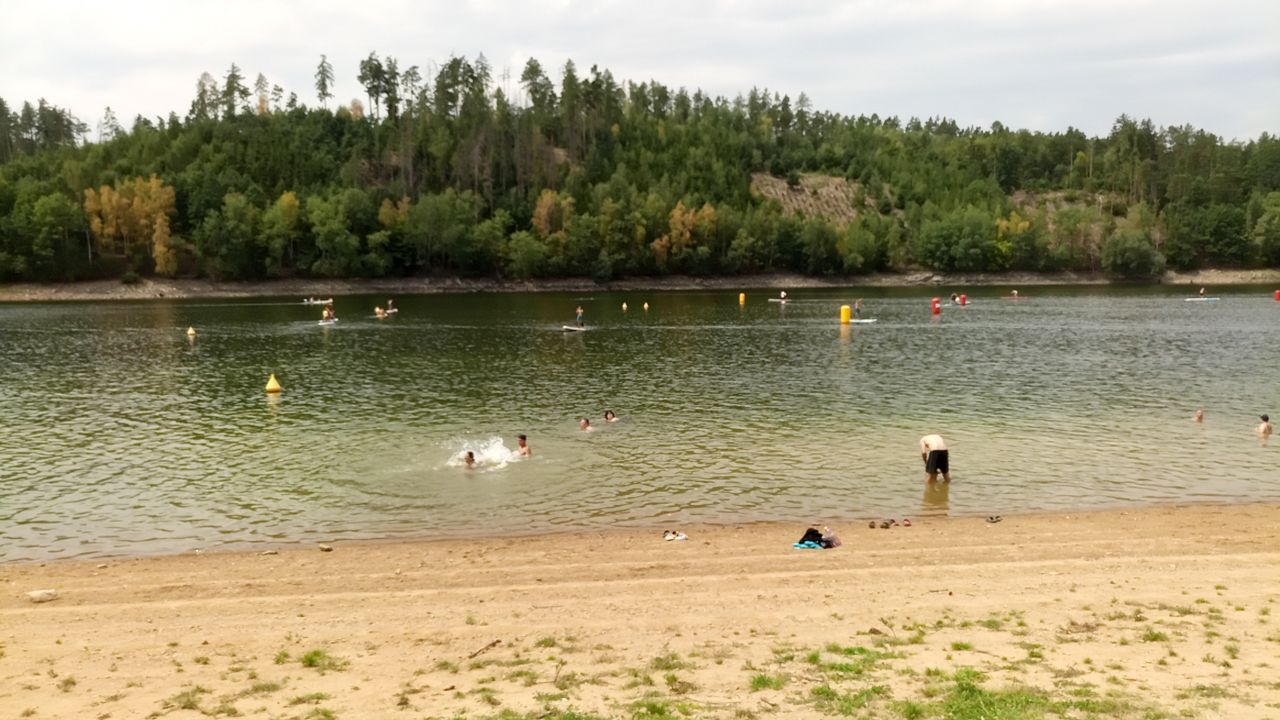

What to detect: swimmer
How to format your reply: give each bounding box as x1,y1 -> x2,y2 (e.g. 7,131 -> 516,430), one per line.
464,451 -> 477,469
780,290 -> 788,300
1193,409 -> 1204,423
604,410 -> 618,422
1011,289 -> 1019,298
375,306 -> 385,319
950,293 -> 959,305
575,305 -> 584,328
387,299 -> 395,311
1199,287 -> 1206,298
516,434 -> 531,456
1259,414 -> 1273,437
854,298 -> 864,319
579,418 -> 592,432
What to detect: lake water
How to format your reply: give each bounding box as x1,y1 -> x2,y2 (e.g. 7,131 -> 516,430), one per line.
1,286 -> 1277,562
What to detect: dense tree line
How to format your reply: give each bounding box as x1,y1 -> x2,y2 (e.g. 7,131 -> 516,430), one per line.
1,53 -> 1279,283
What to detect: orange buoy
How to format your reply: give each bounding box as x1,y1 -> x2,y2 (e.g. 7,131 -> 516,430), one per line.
1274,289 -> 1279,301
959,294 -> 967,306
931,297 -> 941,316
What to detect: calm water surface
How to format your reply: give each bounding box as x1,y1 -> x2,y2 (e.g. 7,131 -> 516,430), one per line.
1,286 -> 1277,562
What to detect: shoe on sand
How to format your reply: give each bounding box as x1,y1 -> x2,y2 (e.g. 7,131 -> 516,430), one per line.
985,515 -> 1003,524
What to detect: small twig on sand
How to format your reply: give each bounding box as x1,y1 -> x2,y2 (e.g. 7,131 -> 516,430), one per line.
467,640 -> 501,659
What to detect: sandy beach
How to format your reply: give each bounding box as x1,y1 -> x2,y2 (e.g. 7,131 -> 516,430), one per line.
2,268 -> 1279,303
3,504 -> 1279,719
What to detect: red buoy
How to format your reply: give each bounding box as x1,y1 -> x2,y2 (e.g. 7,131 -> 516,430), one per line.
959,294 -> 968,306
1274,289 -> 1279,301
931,297 -> 941,315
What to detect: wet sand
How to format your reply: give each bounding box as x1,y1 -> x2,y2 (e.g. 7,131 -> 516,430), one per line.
3,504 -> 1279,719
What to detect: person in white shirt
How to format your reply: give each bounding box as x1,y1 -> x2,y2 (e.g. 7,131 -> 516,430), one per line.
919,434 -> 951,483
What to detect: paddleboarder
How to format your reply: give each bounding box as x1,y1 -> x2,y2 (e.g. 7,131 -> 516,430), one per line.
575,305 -> 584,328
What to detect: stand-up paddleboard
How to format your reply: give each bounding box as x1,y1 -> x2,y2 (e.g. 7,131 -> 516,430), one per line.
303,298 -> 333,306
767,298 -> 788,303
1184,297 -> 1219,302
385,308 -> 398,314
318,319 -> 338,326
849,318 -> 878,324
1001,296 -> 1028,300
562,325 -> 587,332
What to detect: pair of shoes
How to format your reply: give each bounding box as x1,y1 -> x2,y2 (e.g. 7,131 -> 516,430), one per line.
879,520 -> 894,529
985,515 -> 1003,524
663,530 -> 688,541
901,518 -> 912,527
868,521 -> 877,529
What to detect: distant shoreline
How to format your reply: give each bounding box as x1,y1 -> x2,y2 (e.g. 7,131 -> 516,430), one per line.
2,268 -> 1279,302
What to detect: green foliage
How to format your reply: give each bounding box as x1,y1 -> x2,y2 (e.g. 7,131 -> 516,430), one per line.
0,58 -> 1276,282
1102,228 -> 1166,279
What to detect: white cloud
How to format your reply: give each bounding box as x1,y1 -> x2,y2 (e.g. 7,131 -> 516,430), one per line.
0,0 -> 1276,139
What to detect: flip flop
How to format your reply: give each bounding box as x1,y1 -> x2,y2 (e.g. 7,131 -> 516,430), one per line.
868,521 -> 876,529
879,520 -> 892,529
902,518 -> 912,527
985,515 -> 1003,524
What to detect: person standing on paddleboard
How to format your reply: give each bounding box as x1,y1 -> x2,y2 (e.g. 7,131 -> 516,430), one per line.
854,298 -> 864,320
575,305 -> 584,328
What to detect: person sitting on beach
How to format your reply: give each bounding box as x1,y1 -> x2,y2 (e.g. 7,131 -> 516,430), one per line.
1194,409 -> 1204,423
464,451 -> 477,469
516,434 -> 531,456
604,410 -> 618,422
1259,414 -> 1273,437
579,418 -> 593,432
920,434 -> 951,483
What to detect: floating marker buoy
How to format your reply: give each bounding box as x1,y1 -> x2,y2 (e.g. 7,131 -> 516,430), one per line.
959,294 -> 968,306
265,374 -> 282,394
622,302 -> 628,311
931,297 -> 941,316
739,292 -> 746,305
186,326 -> 196,337
1274,289 -> 1279,301
643,302 -> 649,311
840,305 -> 851,324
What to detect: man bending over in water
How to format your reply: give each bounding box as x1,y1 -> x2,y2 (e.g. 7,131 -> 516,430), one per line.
920,434 -> 951,483
516,434 -> 532,456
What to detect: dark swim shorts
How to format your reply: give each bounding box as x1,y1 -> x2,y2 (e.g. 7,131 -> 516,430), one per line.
925,449 -> 949,474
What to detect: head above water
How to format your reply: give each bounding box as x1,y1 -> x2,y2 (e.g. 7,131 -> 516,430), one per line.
580,418 -> 590,429
1263,414 -> 1271,422
518,434 -> 527,443
604,410 -> 616,421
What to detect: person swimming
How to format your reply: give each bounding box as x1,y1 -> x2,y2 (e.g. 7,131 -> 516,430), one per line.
1194,409 -> 1204,423
604,410 -> 618,422
579,418 -> 593,432
516,434 -> 531,456
464,451 -> 477,469
1259,414 -> 1273,437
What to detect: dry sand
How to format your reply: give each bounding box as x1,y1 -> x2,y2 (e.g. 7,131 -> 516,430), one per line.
3,504 -> 1280,719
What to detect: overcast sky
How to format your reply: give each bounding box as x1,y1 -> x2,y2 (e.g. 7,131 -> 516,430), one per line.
3,0 -> 1277,140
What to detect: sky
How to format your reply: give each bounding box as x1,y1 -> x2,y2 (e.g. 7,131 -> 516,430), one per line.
2,0 -> 1278,140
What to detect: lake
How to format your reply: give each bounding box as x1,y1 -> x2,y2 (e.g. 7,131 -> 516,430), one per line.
1,285 -> 1277,562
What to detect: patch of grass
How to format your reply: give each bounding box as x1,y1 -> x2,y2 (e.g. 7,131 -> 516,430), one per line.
164,686 -> 211,711
274,650 -> 290,665
471,686 -> 500,706
287,692 -> 331,706
1176,684 -> 1231,700
1141,628 -> 1170,643
433,659 -> 459,673
306,709 -> 336,720
507,668 -> 539,686
534,636 -> 558,648
750,673 -> 786,691
20,710 -> 35,718
241,681 -> 282,697
809,644 -> 899,678
810,684 -> 889,715
299,650 -> 349,672
942,669 -> 1049,719
950,641 -> 974,651
649,652 -> 690,671
57,676 -> 76,692
1224,643 -> 1240,659
193,655 -> 211,665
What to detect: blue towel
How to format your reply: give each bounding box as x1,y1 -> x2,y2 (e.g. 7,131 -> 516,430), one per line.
792,541 -> 824,550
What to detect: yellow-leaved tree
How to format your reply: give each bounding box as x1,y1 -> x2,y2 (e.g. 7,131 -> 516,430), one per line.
83,175 -> 177,274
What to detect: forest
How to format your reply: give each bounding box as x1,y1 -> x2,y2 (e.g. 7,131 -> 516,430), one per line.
1,52 -> 1279,283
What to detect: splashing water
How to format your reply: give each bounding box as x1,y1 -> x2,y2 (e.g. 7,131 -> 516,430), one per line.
446,436 -> 519,471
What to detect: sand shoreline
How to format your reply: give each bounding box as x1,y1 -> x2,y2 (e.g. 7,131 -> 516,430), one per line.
2,268 -> 1279,303
4,503 -> 1279,719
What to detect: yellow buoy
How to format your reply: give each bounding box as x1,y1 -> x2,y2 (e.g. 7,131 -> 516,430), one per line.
265,374 -> 282,394
622,302 -> 628,311
186,326 -> 196,337
643,302 -> 650,311
840,305 -> 852,324
739,292 -> 746,305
